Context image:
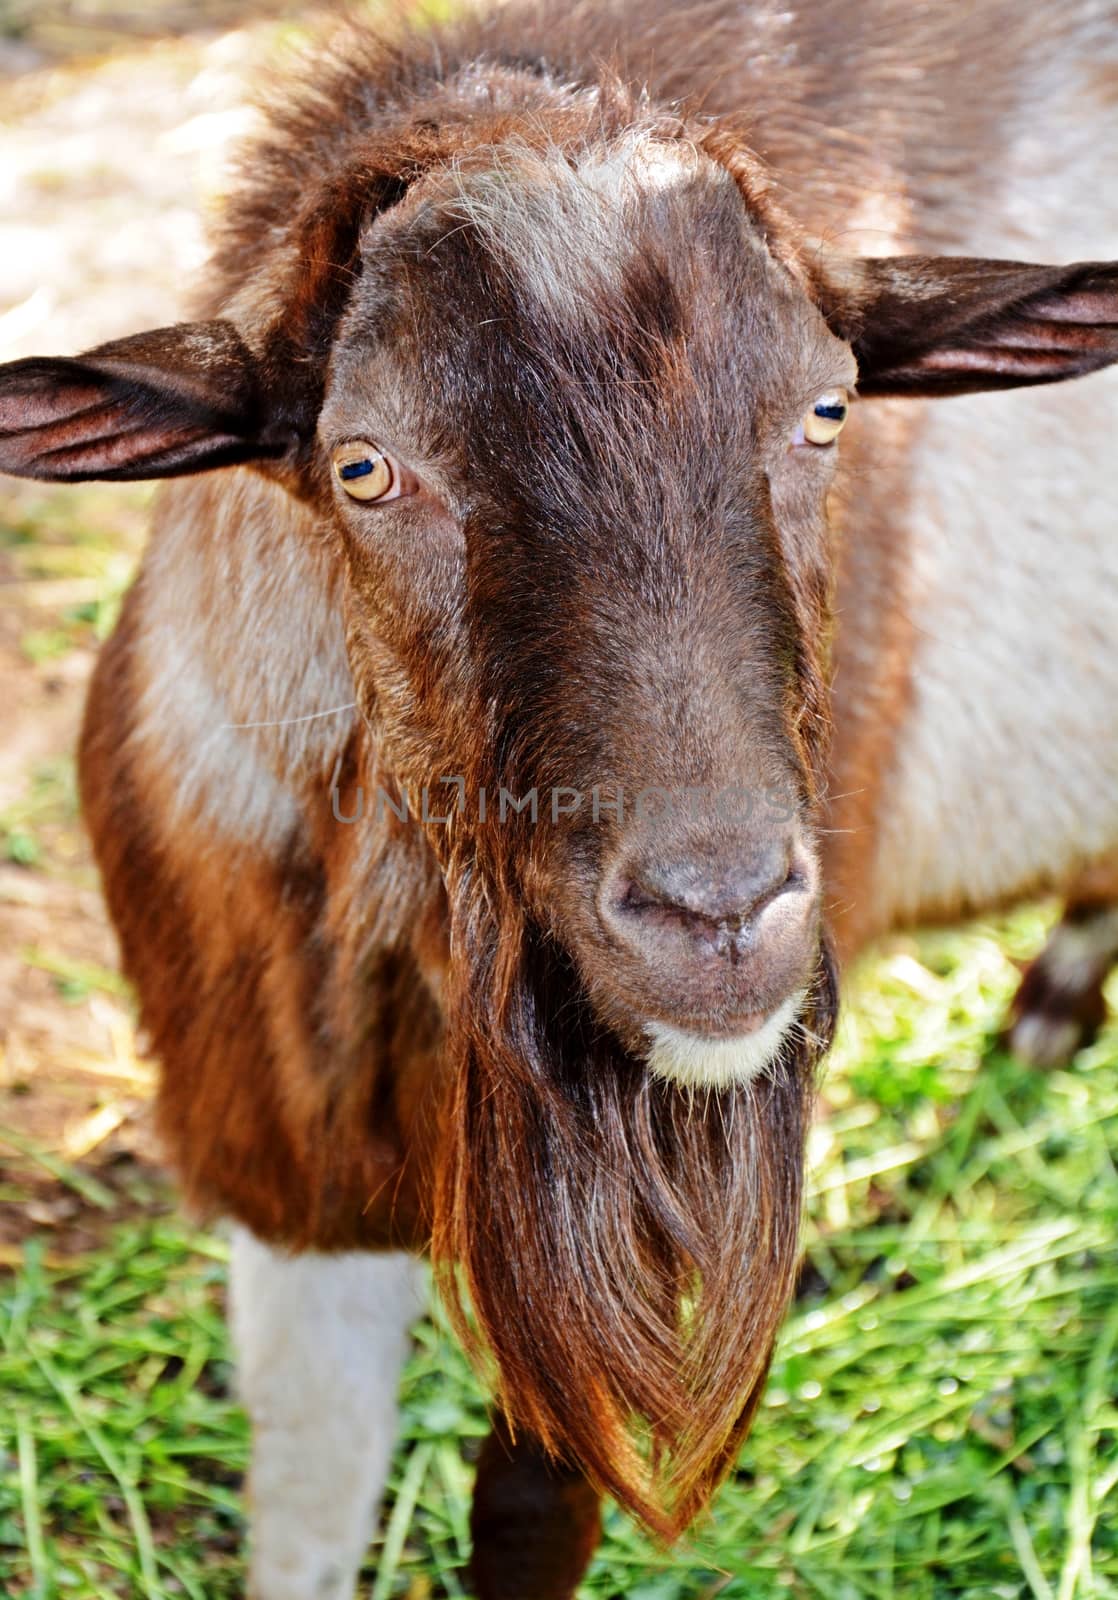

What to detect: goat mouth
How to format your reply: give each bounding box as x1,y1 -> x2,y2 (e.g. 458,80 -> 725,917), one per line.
642,990 -> 805,1090
645,1002 -> 778,1039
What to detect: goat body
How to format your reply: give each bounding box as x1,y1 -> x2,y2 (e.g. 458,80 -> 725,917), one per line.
1,0 -> 1116,1592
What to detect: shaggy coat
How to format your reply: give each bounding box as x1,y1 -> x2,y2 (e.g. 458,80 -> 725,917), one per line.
1,0 -> 1116,1580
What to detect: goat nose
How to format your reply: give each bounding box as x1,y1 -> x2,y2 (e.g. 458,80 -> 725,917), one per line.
614,838 -> 800,949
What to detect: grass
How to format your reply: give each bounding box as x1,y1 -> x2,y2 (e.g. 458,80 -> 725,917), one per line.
1,482 -> 149,666
1,908 -> 1116,1598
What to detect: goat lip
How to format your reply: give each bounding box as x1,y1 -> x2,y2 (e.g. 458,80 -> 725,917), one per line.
638,1005 -> 774,1042
641,991 -> 807,1089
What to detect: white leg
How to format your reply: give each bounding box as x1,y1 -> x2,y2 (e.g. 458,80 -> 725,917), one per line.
229,1226 -> 426,1600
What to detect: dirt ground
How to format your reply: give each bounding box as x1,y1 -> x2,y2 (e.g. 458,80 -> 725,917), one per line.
0,2 -> 308,1259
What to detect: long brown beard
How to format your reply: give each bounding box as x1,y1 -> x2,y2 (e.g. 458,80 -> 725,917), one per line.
431,883 -> 838,1540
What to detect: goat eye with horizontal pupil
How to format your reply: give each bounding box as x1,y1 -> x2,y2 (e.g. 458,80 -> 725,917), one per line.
332,441 -> 396,501
800,391 -> 849,446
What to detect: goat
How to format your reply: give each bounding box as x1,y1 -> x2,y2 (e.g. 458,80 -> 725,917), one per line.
1,0 -> 1116,1594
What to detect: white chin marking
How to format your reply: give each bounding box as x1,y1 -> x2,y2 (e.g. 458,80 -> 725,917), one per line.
644,992 -> 804,1090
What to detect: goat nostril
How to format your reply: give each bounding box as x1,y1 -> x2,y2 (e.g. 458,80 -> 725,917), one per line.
613,844 -> 806,943
618,878 -> 673,917
779,859 -> 805,897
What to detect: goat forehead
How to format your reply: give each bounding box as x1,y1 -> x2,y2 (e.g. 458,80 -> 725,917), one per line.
350,132 -> 810,356
338,142 -> 830,462
327,137 -> 849,547
424,136 -> 762,320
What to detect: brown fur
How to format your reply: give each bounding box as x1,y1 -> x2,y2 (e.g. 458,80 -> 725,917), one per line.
2,0 -> 1117,1566
469,1414 -> 604,1599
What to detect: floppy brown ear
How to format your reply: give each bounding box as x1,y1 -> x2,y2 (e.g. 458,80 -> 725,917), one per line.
821,256 -> 1118,397
0,320 -> 297,483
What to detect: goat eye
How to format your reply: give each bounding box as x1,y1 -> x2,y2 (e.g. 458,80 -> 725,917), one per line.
799,391 -> 849,447
332,441 -> 400,501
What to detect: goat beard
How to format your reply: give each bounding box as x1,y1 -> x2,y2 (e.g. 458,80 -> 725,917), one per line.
431,882 -> 839,1541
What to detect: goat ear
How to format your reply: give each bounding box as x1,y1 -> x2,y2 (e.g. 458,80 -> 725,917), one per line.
0,320 -> 292,482
821,256 -> 1118,397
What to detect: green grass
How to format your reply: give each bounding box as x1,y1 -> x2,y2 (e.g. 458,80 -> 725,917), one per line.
1,482 -> 151,679
1,907 -> 1116,1598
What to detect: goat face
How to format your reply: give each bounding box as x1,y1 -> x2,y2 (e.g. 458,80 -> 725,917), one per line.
323,136 -> 848,1091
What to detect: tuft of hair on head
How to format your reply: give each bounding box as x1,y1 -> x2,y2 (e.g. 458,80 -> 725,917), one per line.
424,121 -> 709,323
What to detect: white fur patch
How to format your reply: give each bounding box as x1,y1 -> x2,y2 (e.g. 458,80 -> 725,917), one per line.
132,473 -> 355,850
1036,909 -> 1118,990
865,367 -> 1118,927
645,991 -> 804,1090
437,133 -> 722,321
860,53 -> 1118,932
1008,1011 -> 1083,1071
229,1228 -> 426,1600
